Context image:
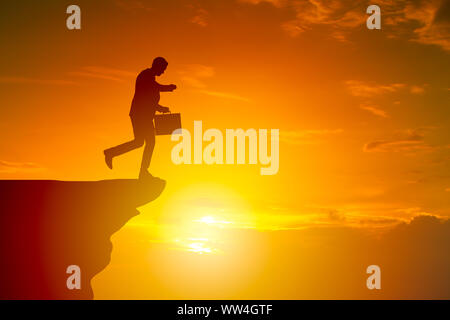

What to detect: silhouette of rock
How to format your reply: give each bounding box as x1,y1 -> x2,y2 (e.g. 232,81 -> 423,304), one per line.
0,178 -> 165,299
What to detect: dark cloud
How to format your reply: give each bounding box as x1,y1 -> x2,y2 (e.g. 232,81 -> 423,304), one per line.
237,214 -> 450,299
434,0 -> 450,23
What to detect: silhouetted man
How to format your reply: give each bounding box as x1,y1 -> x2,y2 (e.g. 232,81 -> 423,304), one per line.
104,57 -> 176,179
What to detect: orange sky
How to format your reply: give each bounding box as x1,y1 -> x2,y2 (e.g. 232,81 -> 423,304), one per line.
1,0 -> 449,299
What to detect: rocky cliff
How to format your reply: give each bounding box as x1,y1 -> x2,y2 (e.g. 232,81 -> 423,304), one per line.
0,179 -> 165,299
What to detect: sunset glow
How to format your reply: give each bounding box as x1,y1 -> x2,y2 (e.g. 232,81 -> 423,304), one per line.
1,0 -> 449,299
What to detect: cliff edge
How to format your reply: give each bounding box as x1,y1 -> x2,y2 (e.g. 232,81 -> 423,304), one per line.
0,178 -> 165,299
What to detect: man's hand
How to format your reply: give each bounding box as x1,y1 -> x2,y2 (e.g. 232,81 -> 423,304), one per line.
158,106 -> 170,113
168,84 -> 177,91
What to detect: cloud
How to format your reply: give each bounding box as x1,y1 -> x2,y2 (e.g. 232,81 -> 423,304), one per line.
0,160 -> 44,173
346,81 -> 429,98
345,80 -> 406,97
360,104 -> 389,118
0,77 -> 76,86
226,201 -> 437,231
363,128 -> 436,153
329,30 -> 350,42
242,0 -> 366,38
435,0 -> 450,21
281,20 -> 306,37
181,64 -> 215,78
197,90 -> 251,102
179,64 -> 250,101
280,128 -> 343,144
68,72 -> 123,82
68,66 -> 136,82
410,85 -> 427,94
179,64 -> 215,88
282,204 -> 433,230
269,214 -> 450,298
382,0 -> 450,51
182,77 -> 208,89
239,0 -> 287,7
364,140 -> 432,152
82,66 -> 136,78
326,208 -> 347,222
190,8 -> 209,27
0,67 -> 136,86
242,0 -> 450,51
404,0 -> 450,51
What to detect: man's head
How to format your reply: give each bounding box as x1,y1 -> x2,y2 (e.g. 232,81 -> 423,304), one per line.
152,57 -> 168,76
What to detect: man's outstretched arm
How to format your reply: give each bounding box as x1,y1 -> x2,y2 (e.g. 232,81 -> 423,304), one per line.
156,82 -> 177,92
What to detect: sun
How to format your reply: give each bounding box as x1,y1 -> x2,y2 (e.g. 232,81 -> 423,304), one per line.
144,183 -> 251,255
195,215 -> 232,225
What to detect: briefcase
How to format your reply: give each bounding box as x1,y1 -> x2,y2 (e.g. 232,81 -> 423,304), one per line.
154,112 -> 182,135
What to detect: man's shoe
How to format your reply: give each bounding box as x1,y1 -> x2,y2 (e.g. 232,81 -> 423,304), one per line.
104,150 -> 113,169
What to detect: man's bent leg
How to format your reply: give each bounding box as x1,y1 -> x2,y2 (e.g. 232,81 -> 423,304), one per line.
106,138 -> 144,157
104,117 -> 144,168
